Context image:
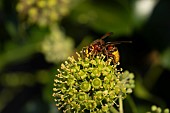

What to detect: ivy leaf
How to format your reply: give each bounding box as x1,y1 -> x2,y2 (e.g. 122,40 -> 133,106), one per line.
70,0 -> 134,35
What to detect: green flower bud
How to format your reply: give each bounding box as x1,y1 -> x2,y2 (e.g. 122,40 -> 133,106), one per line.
164,109 -> 170,113
102,104 -> 109,112
78,92 -> 89,101
94,91 -> 103,101
147,105 -> 170,113
92,78 -> 102,89
85,100 -> 97,110
80,81 -> 91,92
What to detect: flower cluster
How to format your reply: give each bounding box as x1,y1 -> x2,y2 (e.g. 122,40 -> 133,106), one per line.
41,25 -> 74,63
16,0 -> 75,26
53,52 -> 135,113
147,105 -> 169,113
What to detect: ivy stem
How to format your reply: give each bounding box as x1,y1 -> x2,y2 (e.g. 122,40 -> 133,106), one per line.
119,95 -> 124,113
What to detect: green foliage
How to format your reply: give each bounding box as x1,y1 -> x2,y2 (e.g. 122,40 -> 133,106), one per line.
70,0 -> 133,35
161,48 -> 170,70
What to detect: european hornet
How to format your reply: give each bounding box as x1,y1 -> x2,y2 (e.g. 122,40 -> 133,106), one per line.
82,32 -> 132,64
82,32 -> 112,57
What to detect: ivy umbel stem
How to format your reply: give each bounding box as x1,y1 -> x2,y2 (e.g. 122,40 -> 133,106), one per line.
119,95 -> 124,113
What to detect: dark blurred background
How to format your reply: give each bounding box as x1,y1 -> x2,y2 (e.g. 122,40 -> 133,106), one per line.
0,0 -> 170,113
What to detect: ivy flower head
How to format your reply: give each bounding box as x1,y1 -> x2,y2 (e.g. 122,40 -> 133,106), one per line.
53,52 -> 135,113
16,0 -> 77,26
41,25 -> 74,63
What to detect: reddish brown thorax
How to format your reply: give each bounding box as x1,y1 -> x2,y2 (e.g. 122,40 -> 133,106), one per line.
107,45 -> 114,50
93,44 -> 99,50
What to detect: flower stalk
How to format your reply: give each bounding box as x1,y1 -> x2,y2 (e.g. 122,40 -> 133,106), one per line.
119,95 -> 123,113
